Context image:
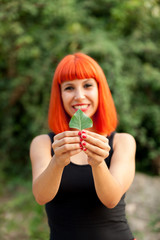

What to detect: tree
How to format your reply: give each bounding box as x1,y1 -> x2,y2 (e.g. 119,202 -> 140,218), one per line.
0,0 -> 160,179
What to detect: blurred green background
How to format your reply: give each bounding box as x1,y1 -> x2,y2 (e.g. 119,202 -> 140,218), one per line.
0,0 -> 160,239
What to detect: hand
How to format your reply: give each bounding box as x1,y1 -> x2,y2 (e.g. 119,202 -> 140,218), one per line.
52,131 -> 82,167
79,130 -> 111,167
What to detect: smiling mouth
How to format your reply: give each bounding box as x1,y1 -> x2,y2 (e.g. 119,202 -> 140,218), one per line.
72,104 -> 89,110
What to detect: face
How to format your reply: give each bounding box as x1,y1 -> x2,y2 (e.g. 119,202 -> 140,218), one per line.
61,78 -> 99,118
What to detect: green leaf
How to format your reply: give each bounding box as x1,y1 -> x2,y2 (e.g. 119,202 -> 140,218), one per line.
69,109 -> 93,130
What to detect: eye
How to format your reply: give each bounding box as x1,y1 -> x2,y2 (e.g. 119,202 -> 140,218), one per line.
84,83 -> 92,88
64,86 -> 74,91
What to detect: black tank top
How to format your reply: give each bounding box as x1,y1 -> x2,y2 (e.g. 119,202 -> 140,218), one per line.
45,132 -> 134,240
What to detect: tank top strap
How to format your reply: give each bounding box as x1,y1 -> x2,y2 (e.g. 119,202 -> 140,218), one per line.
105,131 -> 116,167
48,132 -> 55,156
108,131 -> 116,153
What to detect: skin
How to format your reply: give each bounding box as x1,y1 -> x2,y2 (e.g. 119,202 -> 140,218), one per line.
30,78 -> 136,207
60,78 -> 99,120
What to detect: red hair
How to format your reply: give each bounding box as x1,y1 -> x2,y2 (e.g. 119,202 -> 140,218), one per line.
48,53 -> 118,135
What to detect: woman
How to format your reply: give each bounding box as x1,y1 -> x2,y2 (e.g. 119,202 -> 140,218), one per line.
30,53 -> 136,240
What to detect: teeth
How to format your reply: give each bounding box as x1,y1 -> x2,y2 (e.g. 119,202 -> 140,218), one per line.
73,105 -> 88,109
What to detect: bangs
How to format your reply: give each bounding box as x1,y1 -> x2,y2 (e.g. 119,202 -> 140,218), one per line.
55,53 -> 98,84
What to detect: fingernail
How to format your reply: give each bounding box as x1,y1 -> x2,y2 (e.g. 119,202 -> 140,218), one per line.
83,148 -> 87,151
80,138 -> 83,142
80,143 -> 83,149
82,134 -> 86,139
82,142 -> 86,146
82,130 -> 86,134
78,131 -> 81,136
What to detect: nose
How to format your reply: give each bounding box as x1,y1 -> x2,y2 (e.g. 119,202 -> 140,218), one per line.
74,88 -> 85,100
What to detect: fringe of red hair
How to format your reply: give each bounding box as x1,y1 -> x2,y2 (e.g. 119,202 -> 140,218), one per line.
48,53 -> 118,136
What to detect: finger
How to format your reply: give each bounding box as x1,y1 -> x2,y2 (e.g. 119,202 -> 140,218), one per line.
60,148 -> 82,160
81,134 -> 110,151
82,141 -> 110,159
68,148 -> 82,157
54,143 -> 81,156
53,136 -> 80,149
54,131 -> 80,141
81,130 -> 109,144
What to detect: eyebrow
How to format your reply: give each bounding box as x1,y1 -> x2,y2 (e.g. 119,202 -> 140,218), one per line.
62,82 -> 74,86
62,79 -> 94,87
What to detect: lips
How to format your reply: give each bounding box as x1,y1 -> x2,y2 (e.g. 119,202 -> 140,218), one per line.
72,104 -> 90,112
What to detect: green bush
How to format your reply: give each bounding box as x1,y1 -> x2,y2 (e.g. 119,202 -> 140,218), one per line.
0,0 -> 160,178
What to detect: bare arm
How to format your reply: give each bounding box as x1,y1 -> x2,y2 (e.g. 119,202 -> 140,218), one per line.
30,131 -> 81,205
80,131 -> 136,208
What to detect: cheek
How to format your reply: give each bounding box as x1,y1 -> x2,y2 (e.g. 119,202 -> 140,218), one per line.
61,92 -> 69,102
61,93 -> 68,110
93,89 -> 99,107
61,94 -> 65,106
61,92 -> 72,110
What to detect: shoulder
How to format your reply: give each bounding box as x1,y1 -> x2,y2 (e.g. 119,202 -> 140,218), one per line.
30,134 -> 54,184
30,134 -> 52,156
114,132 -> 136,144
113,132 -> 136,153
30,134 -> 53,166
30,134 -> 51,148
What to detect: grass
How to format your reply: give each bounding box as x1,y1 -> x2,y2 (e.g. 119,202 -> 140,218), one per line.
149,213 -> 160,233
0,177 -> 49,240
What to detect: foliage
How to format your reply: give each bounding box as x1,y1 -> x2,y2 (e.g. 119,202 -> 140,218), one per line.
0,0 -> 160,177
